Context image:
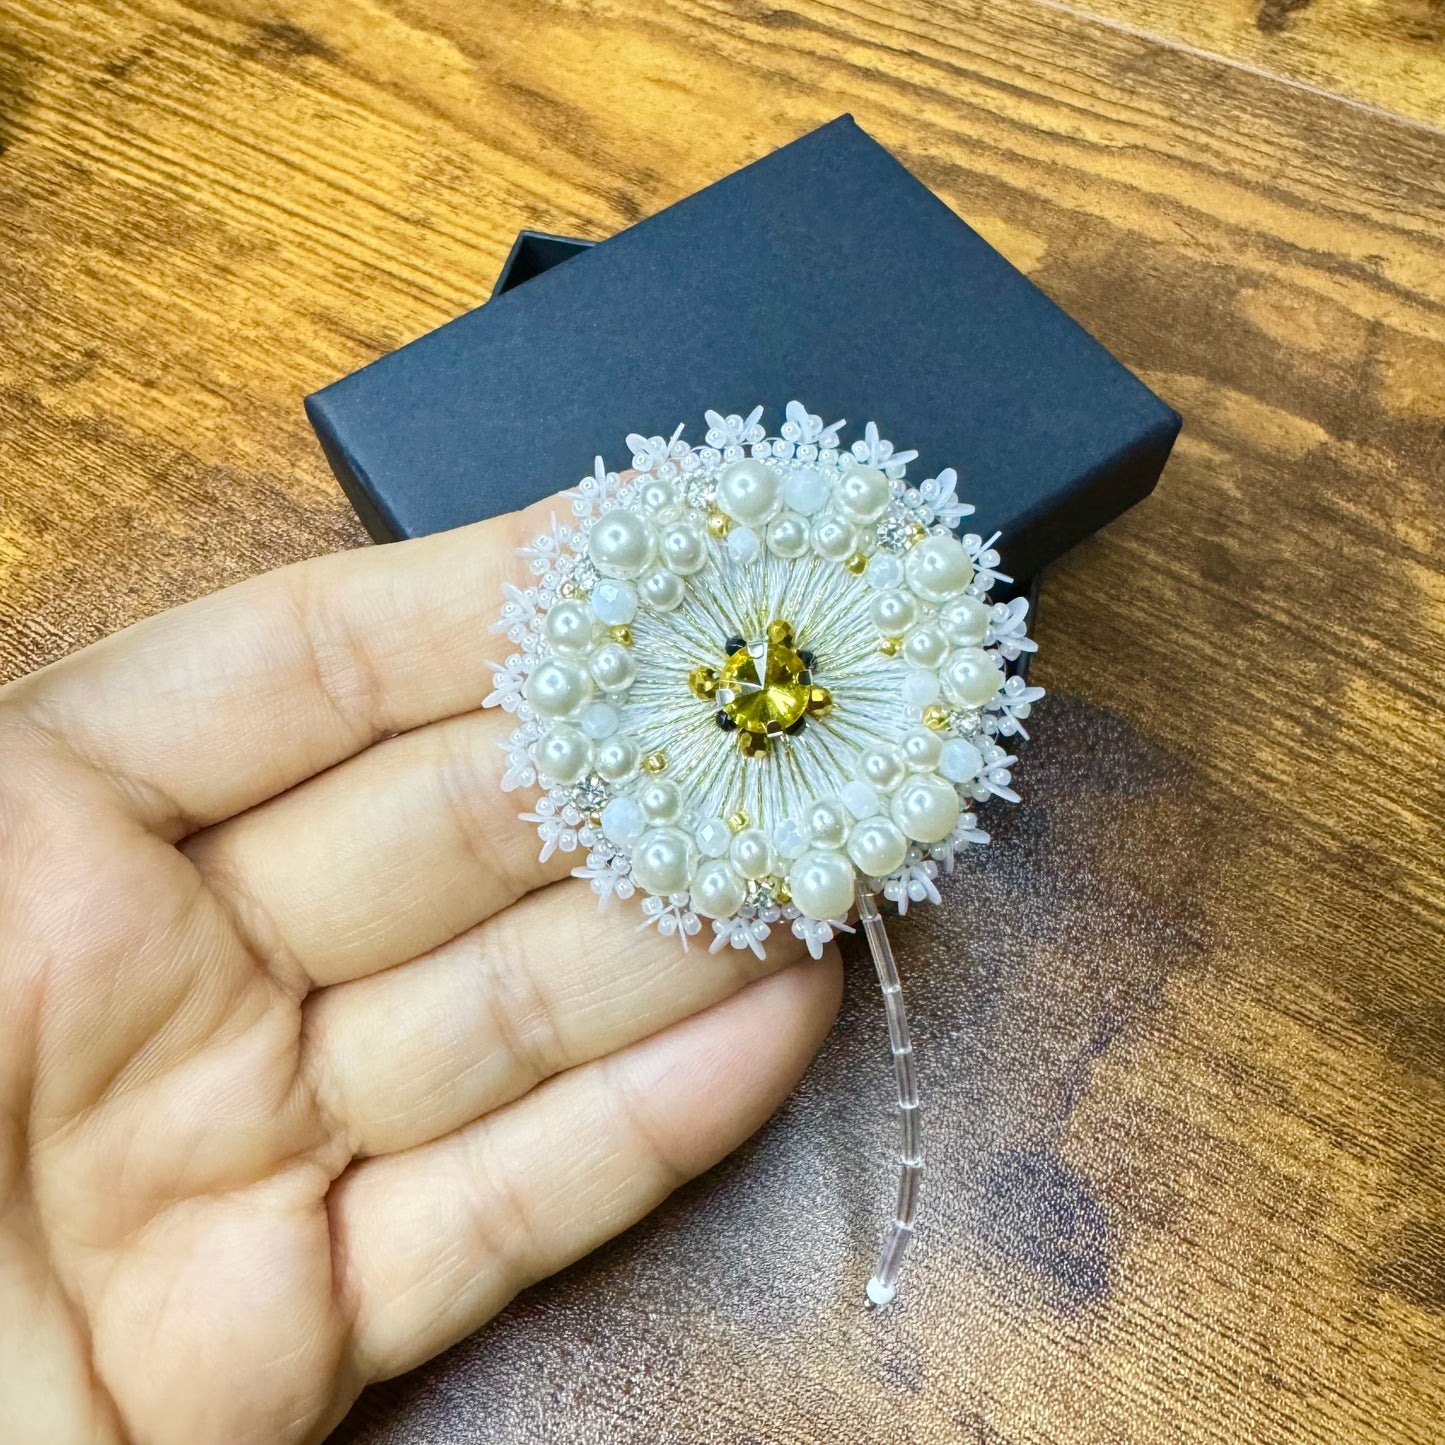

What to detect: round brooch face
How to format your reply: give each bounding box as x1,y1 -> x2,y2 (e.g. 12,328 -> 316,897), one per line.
484,402 -> 1041,958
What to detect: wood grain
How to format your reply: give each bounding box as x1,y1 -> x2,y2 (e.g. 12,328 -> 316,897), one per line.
1,2 -> 1442,1442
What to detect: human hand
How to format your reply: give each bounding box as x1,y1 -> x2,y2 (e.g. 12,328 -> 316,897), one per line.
0,496 -> 842,1445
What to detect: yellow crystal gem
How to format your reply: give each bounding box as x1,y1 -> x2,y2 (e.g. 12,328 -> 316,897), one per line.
718,624 -> 822,737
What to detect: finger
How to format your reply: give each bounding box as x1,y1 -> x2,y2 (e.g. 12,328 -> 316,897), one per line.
330,947 -> 843,1380
304,878 -> 812,1155
183,707 -> 573,989
2,493 -> 565,838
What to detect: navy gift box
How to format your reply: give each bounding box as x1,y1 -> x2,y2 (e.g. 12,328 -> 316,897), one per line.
306,116 -> 1179,587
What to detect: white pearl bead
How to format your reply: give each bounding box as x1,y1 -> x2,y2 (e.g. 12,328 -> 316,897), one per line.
638,477 -> 680,519
726,526 -> 761,565
579,702 -> 619,739
659,519 -> 708,575
939,595 -> 991,646
765,511 -> 811,558
941,647 -> 1004,707
788,849 -> 855,921
772,818 -> 809,860
543,599 -> 594,655
837,464 -> 891,522
783,465 -> 831,516
904,533 -> 974,601
590,578 -> 638,626
638,778 -> 683,824
716,459 -> 782,527
857,744 -> 907,793
630,827 -> 696,895
525,659 -> 592,718
868,589 -> 917,634
901,726 -> 943,770
807,800 -> 849,848
589,642 -> 636,692
690,859 -> 746,919
840,780 -> 883,819
901,669 -> 941,707
729,828 -> 774,880
588,510 -> 656,580
889,773 -> 960,844
903,625 -> 948,669
695,817 -> 733,858
939,737 -> 984,784
535,723 -> 590,784
811,514 -> 858,562
593,735 -> 640,782
847,818 -> 908,878
640,567 -> 685,612
600,796 -> 646,845
866,553 -> 904,590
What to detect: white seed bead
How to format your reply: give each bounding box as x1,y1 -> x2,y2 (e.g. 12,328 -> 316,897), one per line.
588,510 -> 656,580
840,780 -> 883,819
638,778 -> 683,824
593,735 -> 640,782
690,858 -> 747,919
806,800 -> 850,848
788,849 -> 855,921
525,659 -> 592,719
640,567 -> 686,611
939,595 -> 991,646
716,459 -> 782,527
766,511 -> 811,558
837,464 -> 891,522
535,723 -> 591,785
942,647 -> 1005,707
630,827 -> 696,895
579,701 -> 619,740
901,669 -> 941,707
590,578 -> 638,626
904,533 -> 974,602
890,773 -> 961,844
589,642 -> 637,692
939,737 -> 984,784
659,519 -> 708,575
857,743 -> 907,793
811,514 -> 858,562
901,726 -> 943,770
600,796 -> 646,845
772,817 -> 809,860
543,599 -> 594,656
866,552 -> 905,590
903,624 -> 948,669
726,526 -> 761,564
847,818 -> 908,878
695,817 -> 733,858
729,828 -> 774,880
783,465 -> 831,516
869,589 -> 917,634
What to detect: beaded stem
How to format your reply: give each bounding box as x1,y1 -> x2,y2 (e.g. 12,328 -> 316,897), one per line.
856,882 -> 921,1307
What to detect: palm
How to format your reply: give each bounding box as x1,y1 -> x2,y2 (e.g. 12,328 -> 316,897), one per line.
0,497 -> 840,1445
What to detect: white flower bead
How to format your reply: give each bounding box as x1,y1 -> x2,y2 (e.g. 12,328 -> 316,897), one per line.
525,659 -> 592,719
857,743 -> 907,793
630,827 -> 696,895
904,533 -> 974,602
729,828 -> 774,880
579,702 -> 619,740
766,511 -> 811,558
695,818 -> 733,857
942,647 -> 1005,706
535,723 -> 590,785
659,519 -> 708,575
806,800 -> 849,848
847,818 -> 908,878
726,526 -> 762,565
590,578 -> 638,626
589,642 -> 637,692
543,599 -> 594,656
868,589 -> 917,634
903,625 -> 948,669
866,553 -> 904,590
717,458 -> 782,527
600,796 -> 646,846
837,464 -> 891,522
840,780 -> 883,819
788,849 -> 855,921
593,735 -> 640,782
901,726 -> 943,770
772,817 -> 809,860
638,778 -> 683,824
811,514 -> 858,563
690,859 -> 747,919
588,510 -> 656,580
939,737 -> 984,784
939,595 -> 991,646
783,465 -> 831,516
640,567 -> 686,611
890,773 -> 961,844
901,669 -> 941,707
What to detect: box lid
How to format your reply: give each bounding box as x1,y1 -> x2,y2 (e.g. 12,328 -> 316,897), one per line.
306,116 -> 1179,581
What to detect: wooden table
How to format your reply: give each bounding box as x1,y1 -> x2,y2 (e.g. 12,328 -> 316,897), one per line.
2,3 -> 1442,1442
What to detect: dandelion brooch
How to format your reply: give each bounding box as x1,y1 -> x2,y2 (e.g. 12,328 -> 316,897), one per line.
484,401 -> 1041,1305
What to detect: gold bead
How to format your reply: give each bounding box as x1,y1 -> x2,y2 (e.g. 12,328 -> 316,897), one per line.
609,624 -> 633,647
726,810 -> 748,834
844,551 -> 868,575
922,703 -> 950,731
642,750 -> 666,773
878,636 -> 903,657
765,619 -> 795,646
805,685 -> 832,716
905,521 -> 927,543
689,664 -> 719,701
737,731 -> 769,758
706,509 -> 732,539
587,811 -> 602,828
772,878 -> 792,907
